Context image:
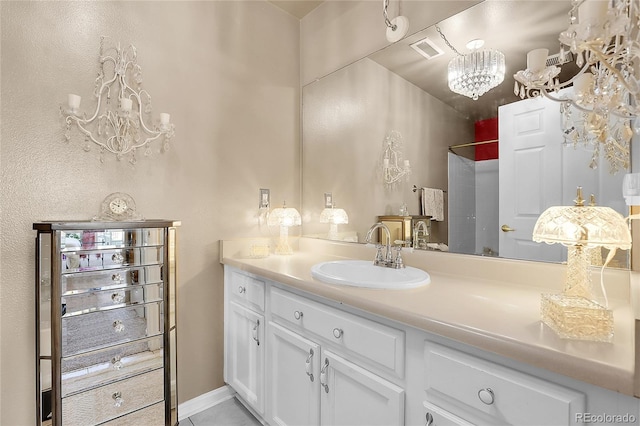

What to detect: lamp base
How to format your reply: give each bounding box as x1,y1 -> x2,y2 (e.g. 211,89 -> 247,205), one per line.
540,293 -> 613,342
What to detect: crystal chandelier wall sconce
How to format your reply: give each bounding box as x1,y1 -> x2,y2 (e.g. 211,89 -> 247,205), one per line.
381,130 -> 411,189
514,0 -> 639,173
60,37 -> 175,165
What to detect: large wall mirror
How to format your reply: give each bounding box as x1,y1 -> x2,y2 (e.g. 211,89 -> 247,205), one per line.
301,0 -> 632,268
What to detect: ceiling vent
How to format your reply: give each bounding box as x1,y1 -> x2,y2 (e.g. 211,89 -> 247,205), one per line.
410,37 -> 444,60
546,51 -> 574,66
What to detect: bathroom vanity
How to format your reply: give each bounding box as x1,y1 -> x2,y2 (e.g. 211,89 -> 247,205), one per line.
34,221 -> 179,426
222,238 -> 639,426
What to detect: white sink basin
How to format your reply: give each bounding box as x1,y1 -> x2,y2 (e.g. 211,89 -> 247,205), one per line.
311,260 -> 430,289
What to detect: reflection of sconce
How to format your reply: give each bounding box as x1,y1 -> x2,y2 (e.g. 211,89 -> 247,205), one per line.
320,205 -> 349,240
381,130 -> 411,189
532,187 -> 631,342
61,36 -> 174,165
268,202 -> 301,255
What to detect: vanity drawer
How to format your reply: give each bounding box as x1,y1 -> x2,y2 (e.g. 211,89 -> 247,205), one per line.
62,302 -> 164,357
424,342 -> 585,425
270,286 -> 404,377
64,282 -> 163,316
61,368 -> 164,425
62,266 -> 163,294
229,270 -> 265,312
62,335 -> 164,397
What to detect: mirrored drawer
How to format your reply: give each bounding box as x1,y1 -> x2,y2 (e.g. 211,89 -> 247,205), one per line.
62,266 -> 163,294
62,247 -> 163,273
101,401 -> 165,426
61,368 -> 164,425
62,302 -> 164,357
64,283 -> 163,316
62,335 -> 164,397
61,228 -> 165,251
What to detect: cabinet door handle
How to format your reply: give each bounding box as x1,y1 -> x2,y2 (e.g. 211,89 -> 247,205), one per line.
425,412 -> 434,426
305,348 -> 314,382
238,286 -> 246,294
294,310 -> 303,320
252,319 -> 260,346
332,328 -> 343,339
478,387 -> 495,405
320,358 -> 329,393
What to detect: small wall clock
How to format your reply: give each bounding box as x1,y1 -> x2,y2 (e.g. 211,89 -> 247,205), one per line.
93,192 -> 144,221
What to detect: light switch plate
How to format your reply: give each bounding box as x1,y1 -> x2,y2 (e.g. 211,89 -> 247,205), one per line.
259,189 -> 270,209
324,192 -> 333,208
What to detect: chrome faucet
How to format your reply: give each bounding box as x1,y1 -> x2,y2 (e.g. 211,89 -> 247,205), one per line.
365,222 -> 405,268
413,220 -> 429,250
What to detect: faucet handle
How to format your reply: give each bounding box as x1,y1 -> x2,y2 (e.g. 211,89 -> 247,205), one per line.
392,246 -> 405,268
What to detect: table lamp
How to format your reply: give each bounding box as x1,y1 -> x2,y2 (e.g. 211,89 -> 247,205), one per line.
268,202 -> 301,255
532,187 -> 631,342
319,205 -> 349,240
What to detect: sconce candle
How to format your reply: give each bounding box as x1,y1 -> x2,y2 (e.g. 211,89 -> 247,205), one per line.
120,98 -> 133,112
68,94 -> 81,111
526,48 -> 549,73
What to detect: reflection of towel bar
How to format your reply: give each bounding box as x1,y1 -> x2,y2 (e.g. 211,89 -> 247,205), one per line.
412,185 -> 446,193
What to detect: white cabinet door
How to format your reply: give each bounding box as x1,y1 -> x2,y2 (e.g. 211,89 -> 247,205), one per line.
227,301 -> 264,415
268,322 -> 321,426
320,350 -> 404,426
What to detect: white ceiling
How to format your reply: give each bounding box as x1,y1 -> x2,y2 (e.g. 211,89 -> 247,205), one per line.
370,1 -> 576,121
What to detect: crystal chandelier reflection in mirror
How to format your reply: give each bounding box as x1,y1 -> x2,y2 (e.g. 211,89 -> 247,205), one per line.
380,130 -> 411,189
514,0 -> 639,174
437,27 -> 506,100
60,36 -> 175,165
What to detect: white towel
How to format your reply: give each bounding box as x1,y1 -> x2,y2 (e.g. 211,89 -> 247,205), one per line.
421,188 -> 444,221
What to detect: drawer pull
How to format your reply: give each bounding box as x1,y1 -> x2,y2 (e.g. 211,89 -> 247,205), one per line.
425,412 -> 434,426
111,292 -> 125,304
112,273 -> 122,283
478,387 -> 495,405
238,286 -> 246,294
113,320 -> 125,333
320,358 -> 330,393
332,328 -> 343,339
112,391 -> 124,407
111,356 -> 123,370
252,319 -> 260,346
112,253 -> 124,264
305,348 -> 314,382
294,310 -> 303,320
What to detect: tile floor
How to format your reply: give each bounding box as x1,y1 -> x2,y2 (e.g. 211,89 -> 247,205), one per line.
183,397 -> 262,426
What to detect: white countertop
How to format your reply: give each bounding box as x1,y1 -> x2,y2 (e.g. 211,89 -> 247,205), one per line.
220,237 -> 637,397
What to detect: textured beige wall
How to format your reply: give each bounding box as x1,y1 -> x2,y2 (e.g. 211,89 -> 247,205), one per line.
0,1 -> 299,424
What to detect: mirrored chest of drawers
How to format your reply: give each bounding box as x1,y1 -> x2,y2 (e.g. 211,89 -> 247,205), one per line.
33,221 -> 180,426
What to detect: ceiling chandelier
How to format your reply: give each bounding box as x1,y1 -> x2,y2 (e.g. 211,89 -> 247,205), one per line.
513,0 -> 639,174
61,36 -> 175,165
437,27 -> 506,100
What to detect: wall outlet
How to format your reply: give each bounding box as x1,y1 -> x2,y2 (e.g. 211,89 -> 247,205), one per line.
259,189 -> 270,209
